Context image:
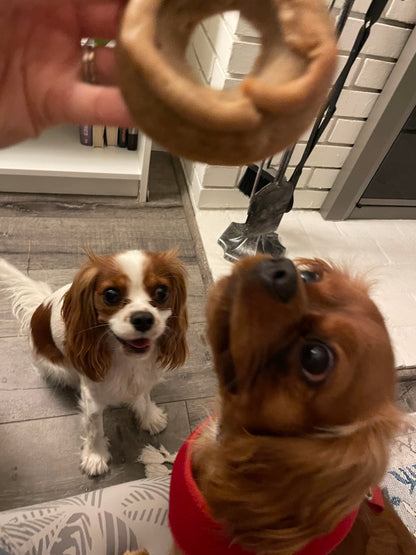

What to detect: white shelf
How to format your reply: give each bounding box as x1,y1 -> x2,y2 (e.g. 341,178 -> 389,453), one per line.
0,126 -> 152,199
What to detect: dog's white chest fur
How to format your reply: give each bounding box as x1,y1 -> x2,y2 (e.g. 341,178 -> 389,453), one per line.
85,350 -> 164,406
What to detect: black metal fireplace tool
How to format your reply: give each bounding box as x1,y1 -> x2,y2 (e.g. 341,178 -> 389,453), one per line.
218,0 -> 389,262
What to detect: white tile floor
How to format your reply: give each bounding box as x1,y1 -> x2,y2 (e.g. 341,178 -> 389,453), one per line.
194,208 -> 416,369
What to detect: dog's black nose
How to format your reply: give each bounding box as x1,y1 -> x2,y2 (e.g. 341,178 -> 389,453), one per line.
130,311 -> 154,332
258,258 -> 298,303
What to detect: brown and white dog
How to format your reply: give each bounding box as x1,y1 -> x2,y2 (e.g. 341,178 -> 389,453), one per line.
168,256 -> 415,555
0,250 -> 188,476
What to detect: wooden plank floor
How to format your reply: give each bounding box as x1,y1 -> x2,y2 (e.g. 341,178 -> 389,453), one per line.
0,152 -> 217,511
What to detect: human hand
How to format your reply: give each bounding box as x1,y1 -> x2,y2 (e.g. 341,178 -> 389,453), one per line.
0,0 -> 136,148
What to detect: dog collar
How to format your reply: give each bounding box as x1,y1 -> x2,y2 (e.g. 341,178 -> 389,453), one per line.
169,418 -> 384,555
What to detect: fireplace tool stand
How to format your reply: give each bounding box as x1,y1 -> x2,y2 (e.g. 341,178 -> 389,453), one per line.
218,0 -> 388,262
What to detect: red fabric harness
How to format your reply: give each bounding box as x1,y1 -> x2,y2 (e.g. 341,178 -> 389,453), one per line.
169,419 -> 384,555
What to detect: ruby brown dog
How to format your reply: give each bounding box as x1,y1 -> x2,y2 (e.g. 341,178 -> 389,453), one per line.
169,256 -> 415,554
0,250 -> 187,477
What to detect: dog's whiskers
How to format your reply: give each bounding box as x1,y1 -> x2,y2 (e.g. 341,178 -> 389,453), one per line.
74,322 -> 108,335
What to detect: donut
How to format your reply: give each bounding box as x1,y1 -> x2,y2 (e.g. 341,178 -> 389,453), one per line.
116,0 -> 337,166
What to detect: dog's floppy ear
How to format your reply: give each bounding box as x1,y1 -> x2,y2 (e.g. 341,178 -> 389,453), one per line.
62,258 -> 112,381
157,250 -> 189,370
206,276 -> 238,394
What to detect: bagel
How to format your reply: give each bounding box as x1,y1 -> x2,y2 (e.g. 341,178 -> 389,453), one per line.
117,0 -> 337,166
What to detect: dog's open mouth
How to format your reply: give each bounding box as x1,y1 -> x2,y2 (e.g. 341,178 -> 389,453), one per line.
118,337 -> 151,354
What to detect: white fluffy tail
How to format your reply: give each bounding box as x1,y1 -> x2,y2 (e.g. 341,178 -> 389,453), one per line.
0,258 -> 52,333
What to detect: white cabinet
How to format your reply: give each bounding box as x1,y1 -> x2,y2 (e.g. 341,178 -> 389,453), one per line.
0,125 -> 152,202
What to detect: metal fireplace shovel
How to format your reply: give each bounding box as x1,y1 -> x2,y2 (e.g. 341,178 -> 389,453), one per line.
218,148 -> 295,260
218,0 -> 388,262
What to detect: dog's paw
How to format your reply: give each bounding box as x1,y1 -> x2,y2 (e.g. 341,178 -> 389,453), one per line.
80,442 -> 110,476
141,403 -> 168,435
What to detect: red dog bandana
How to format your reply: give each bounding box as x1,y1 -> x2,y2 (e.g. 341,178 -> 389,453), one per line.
169,419 -> 384,555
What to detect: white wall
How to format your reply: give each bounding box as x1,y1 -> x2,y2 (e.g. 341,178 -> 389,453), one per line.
181,0 -> 415,210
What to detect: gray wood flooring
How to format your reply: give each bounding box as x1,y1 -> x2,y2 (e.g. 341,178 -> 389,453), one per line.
0,152 -> 415,512
0,152 -> 217,511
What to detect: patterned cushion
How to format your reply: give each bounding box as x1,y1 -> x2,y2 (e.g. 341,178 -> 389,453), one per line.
0,476 -> 172,555
382,424 -> 416,537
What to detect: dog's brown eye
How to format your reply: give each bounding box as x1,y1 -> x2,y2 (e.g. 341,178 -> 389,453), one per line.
300,341 -> 334,383
153,285 -> 169,304
103,288 -> 122,306
300,270 -> 321,283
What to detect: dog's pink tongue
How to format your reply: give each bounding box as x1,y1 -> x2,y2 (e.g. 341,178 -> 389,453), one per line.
125,338 -> 150,349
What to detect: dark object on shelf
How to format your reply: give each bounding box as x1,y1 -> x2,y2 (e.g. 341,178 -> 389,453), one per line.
79,39 -> 95,147
118,127 -> 128,148
127,128 -> 138,151
218,0 -> 389,262
79,125 -> 92,146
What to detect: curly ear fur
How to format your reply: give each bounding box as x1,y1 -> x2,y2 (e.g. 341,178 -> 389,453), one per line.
61,259 -> 112,381
193,405 -> 403,555
156,251 -> 188,370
